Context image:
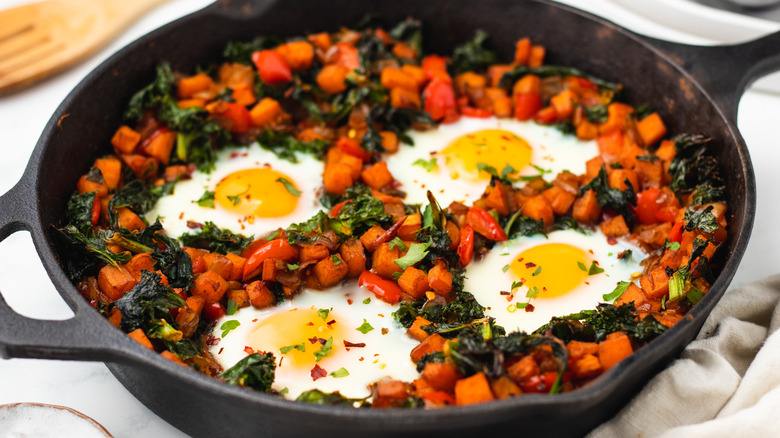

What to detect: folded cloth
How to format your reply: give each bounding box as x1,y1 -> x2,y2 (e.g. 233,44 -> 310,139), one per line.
588,274 -> 780,438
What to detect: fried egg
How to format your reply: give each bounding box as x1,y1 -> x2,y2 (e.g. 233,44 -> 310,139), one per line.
465,229 -> 646,333
384,116 -> 598,206
209,284 -> 419,400
146,144 -> 324,238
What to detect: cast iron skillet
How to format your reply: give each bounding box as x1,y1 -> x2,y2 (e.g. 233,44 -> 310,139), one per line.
0,0 -> 774,436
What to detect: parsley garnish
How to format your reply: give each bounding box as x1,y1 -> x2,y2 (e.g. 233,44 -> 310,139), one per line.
276,177 -> 301,197
665,241 -> 681,251
314,337 -> 334,362
195,190 -> 215,208
588,261 -> 605,276
220,320 -> 241,338
330,367 -> 350,378
532,266 -> 542,276
362,297 -> 371,304
280,342 -> 306,354
356,319 -> 374,334
394,242 -> 431,270
226,299 -> 238,316
603,281 -> 631,302
413,158 -> 437,172
331,254 -> 342,265
388,236 -> 407,251
318,308 -> 331,321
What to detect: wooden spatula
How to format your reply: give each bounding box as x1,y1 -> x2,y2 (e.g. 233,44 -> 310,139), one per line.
0,0 -> 170,95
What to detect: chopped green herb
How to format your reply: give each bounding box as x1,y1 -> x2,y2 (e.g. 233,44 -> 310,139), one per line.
577,261 -> 587,272
287,263 -> 300,270
389,236 -> 407,251
332,254 -> 342,265
511,281 -> 524,290
276,177 -> 301,197
394,242 -> 431,270
227,188 -> 247,206
532,266 -> 542,276
195,190 -> 215,208
356,319 -> 374,334
362,297 -> 371,304
527,287 -> 540,299
603,281 -> 631,302
318,308 -> 331,321
330,367 -> 350,378
280,387 -> 289,396
413,158 -> 437,172
588,261 -> 605,276
220,320 -> 241,338
665,241 -> 681,251
280,342 -> 306,354
515,302 -> 528,309
226,299 -> 238,316
314,337 -> 334,362
502,264 -> 510,273
687,286 -> 704,305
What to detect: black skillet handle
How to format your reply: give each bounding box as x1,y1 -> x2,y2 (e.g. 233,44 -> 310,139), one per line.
638,30 -> 780,123
0,176 -> 132,363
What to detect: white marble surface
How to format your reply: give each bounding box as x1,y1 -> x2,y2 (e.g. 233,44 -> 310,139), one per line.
0,0 -> 778,436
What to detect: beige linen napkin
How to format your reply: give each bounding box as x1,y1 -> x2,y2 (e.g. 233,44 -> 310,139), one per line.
589,274 -> 780,438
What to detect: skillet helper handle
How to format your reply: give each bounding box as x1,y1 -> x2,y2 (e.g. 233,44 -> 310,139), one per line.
0,179 -> 130,362
639,30 -> 780,121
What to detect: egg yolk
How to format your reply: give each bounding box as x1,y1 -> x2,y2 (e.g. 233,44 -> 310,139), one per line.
248,308 -> 345,369
214,168 -> 299,217
438,129 -> 532,181
509,243 -> 592,298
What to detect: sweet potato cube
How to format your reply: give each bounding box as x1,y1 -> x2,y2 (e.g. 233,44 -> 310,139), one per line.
98,265 -> 136,302
185,295 -> 205,316
144,130 -> 176,165
224,253 -> 246,282
339,238 -> 367,277
227,289 -> 251,309
427,264 -> 453,297
161,350 -> 188,366
323,162 -> 355,195
542,186 -> 576,216
202,253 -> 235,280
566,340 -> 599,359
111,126 -> 141,154
600,215 -> 629,237
93,157 -> 122,190
407,316 -> 432,341
177,73 -> 214,99
313,254 -> 349,288
636,112 -> 667,146
491,375 -> 523,399
371,243 -> 403,279
640,267 -> 670,299
316,64 -> 350,95
455,372 -> 495,406
598,333 -> 633,370
608,168 -> 638,192
276,41 -> 314,71
422,362 -> 463,393
410,334 -> 446,363
396,212 -> 421,241
507,355 -> 540,383
77,174 -> 108,197
381,67 -> 419,92
246,280 -> 275,309
192,271 -> 228,304
521,195 -> 554,227
572,189 -> 601,224
390,86 -> 421,109
250,97 -> 282,128
300,244 -> 330,262
126,253 -> 155,280
573,354 -> 603,378
361,161 -> 394,190
397,266 -> 430,299
128,328 -> 154,350
616,282 -> 645,307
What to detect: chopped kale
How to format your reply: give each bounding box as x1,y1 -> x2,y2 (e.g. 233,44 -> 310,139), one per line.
114,270 -> 186,333
107,180 -> 160,229
388,17 -> 422,58
124,62 -> 175,122
536,303 -> 668,344
415,351 -> 447,373
683,205 -> 719,233
255,129 -> 329,163
585,104 -> 608,123
451,29 -> 498,74
579,165 -> 636,223
394,289 -> 486,328
222,36 -> 282,65
691,184 -> 726,205
220,352 -> 276,392
54,225 -> 132,281
179,221 -> 253,255
503,211 -> 545,239
296,389 -> 370,407
65,191 -> 97,233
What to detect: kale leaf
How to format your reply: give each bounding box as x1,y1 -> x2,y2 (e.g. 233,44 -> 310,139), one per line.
220,352 -> 276,392
451,30 -> 498,74
179,221 -> 253,255
54,225 -> 132,281
107,180 -> 160,229
535,303 -> 668,343
683,205 -> 719,233
579,165 -> 636,223
65,191 -> 97,233
114,270 -> 186,333
503,211 -> 545,239
124,62 -> 175,122
296,389 -> 371,407
223,36 -> 282,65
255,129 -> 329,163
394,289 -> 486,328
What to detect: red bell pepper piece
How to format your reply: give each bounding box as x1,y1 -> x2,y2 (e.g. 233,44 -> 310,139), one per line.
461,106 -> 492,118
467,206 -> 507,241
202,302 -> 226,321
242,239 -> 299,281
336,136 -> 371,162
635,187 -> 661,225
533,106 -> 557,124
457,224 -> 475,267
667,220 -> 684,243
358,270 -> 403,304
655,205 -> 679,223
90,195 -> 100,225
330,200 -> 351,217
252,50 -> 293,84
420,390 -> 456,405
423,78 -> 457,121
421,55 -> 450,81
513,93 -> 542,121
213,102 -> 252,134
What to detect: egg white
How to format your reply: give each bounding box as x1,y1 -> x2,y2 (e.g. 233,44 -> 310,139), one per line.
146,144 -> 324,239
209,283 -> 419,400
384,116 -> 598,206
465,229 -> 646,334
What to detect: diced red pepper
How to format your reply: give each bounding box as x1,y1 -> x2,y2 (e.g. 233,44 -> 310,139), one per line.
330,200 -> 351,217
358,270 -> 403,304
467,206 -> 507,241
457,224 -> 475,267
336,136 -> 371,162
330,42 -> 360,70
420,390 -> 456,405
202,302 -> 226,321
667,220 -> 684,243
461,106 -> 492,118
213,102 -> 252,134
90,195 -> 100,225
252,50 -> 293,84
533,106 -> 557,124
635,187 -> 661,225
513,93 -> 541,121
421,55 -> 450,82
243,239 -> 299,281
656,205 -> 679,223
423,78 -> 457,122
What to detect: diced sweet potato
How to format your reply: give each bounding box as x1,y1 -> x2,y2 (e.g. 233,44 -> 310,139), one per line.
616,282 -> 645,307
422,362 -> 463,393
521,195 -> 554,227
300,244 -> 331,262
128,328 -> 154,350
566,340 -> 599,359
372,381 -> 413,408
317,64 -> 350,95
361,161 -> 394,190
192,271 -> 228,305
485,182 -> 509,216
371,242 -> 403,279
381,67 -> 419,92
161,350 -> 187,366
640,266 -> 670,299
397,212 -> 421,241
276,41 -> 314,71
185,295 -> 205,316
572,189 -> 601,223
125,253 -> 155,280
598,333 -> 633,370
323,162 -> 355,195
636,112 -> 667,146
224,253 -> 246,282
608,168 -> 638,192
542,186 -> 576,216
177,73 -> 214,99
407,316 -> 432,341
312,254 -> 349,288
390,87 -> 421,109
143,130 -> 176,165
93,157 -> 122,190
227,289 -> 251,309
111,126 -> 141,154
250,97 -> 282,127
455,372 -> 495,406
246,280 -> 275,309
202,253 -> 235,280
600,215 -> 629,237
77,174 -> 108,197
339,238 -> 366,277
427,264 -> 453,297
490,375 -> 523,399
573,354 -> 603,378
397,266 -> 430,299
507,355 -> 539,383
97,265 -> 136,302
117,208 -> 146,231
410,334 -> 447,363
175,307 -> 200,339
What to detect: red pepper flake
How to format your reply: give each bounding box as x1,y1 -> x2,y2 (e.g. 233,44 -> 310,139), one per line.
585,281 -> 590,285
311,364 -> 327,381
525,304 -> 535,312
187,220 -> 204,229
252,319 -> 258,323
377,314 -> 384,318
374,353 -> 380,357
347,299 -> 353,305
607,236 -> 618,245
230,152 -> 240,158
327,319 -> 336,326
344,340 -> 366,348
218,347 -> 224,354
359,357 -> 365,361
179,212 -> 185,220
500,291 -> 510,295
588,249 -> 595,254
244,346 -> 255,355
308,336 -> 319,344
306,322 -> 314,326
525,262 -> 536,268
516,257 -> 524,263
89,300 -> 98,307
206,336 -> 220,346
381,328 -> 389,335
